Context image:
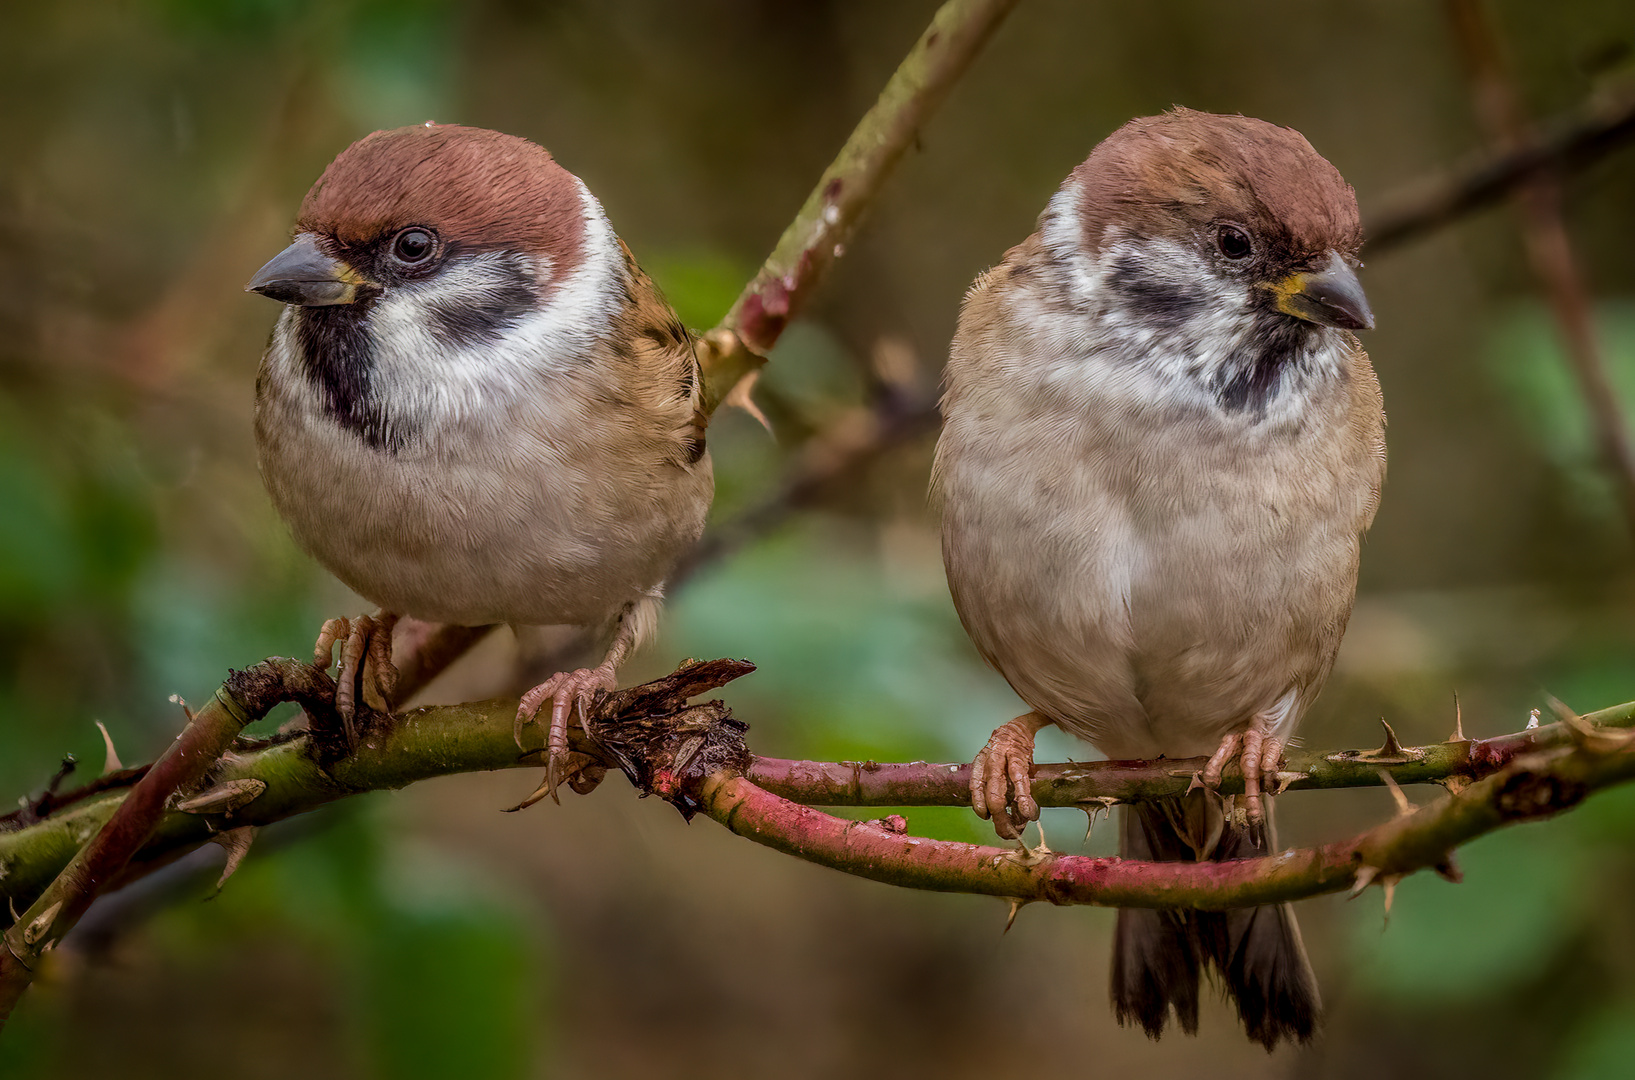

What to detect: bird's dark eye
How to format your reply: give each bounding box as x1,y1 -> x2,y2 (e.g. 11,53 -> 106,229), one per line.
1216,225 -> 1252,260
391,228 -> 437,265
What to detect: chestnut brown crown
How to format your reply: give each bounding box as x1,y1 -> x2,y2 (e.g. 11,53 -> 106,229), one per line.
297,123 -> 586,270
1069,108 -> 1363,269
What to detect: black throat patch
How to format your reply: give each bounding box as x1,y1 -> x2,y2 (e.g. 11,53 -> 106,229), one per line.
1103,252 -> 1321,418
1212,313 -> 1316,416
294,304 -> 410,453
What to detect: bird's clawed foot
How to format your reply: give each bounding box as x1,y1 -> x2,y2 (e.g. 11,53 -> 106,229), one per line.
313,612 -> 399,743
971,711 -> 1050,840
511,663 -> 618,809
1193,717 -> 1285,832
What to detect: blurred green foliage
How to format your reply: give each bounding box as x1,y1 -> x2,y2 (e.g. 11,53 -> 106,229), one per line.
1555,1000 -> 1635,1080
1348,823 -> 1590,1003
1487,302 -> 1635,525
2,806 -> 544,1078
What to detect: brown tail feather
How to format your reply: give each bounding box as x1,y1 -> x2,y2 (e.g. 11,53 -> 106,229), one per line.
1112,794 -> 1321,1050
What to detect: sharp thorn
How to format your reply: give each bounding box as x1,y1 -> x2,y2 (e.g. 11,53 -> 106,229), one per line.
1003,897 -> 1024,934
1349,864 -> 1379,898
23,900 -> 64,946
208,826 -> 257,892
1377,718 -> 1405,757
1077,797 -> 1118,843
1450,692 -> 1466,742
1526,708 -> 1540,730
1381,874 -> 1400,925
94,721 -> 123,773
724,370 -> 772,433
504,774 -> 555,813
1379,769 -> 1413,817
1549,695 -> 1585,733
175,778 -> 267,815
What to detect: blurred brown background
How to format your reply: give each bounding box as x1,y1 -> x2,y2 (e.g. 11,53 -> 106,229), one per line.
3,1 -> 1635,1076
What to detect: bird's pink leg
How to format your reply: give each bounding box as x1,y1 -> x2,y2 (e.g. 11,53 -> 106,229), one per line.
970,711 -> 1051,840
313,611 -> 399,743
511,613 -> 637,808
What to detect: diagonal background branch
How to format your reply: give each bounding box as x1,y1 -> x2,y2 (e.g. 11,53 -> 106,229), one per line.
1364,81 -> 1635,249
695,0 -> 1021,415
1443,0 -> 1635,538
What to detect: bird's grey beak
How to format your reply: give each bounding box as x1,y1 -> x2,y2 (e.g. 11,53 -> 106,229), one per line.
1268,250 -> 1374,331
246,233 -> 373,306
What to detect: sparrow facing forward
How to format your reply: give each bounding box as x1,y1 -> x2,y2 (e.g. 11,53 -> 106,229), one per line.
932,109 -> 1384,1047
248,124 -> 712,804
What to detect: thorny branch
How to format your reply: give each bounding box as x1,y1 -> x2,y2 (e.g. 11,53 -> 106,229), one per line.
3,660 -> 1634,935
745,703 -> 1635,805
0,659 -> 334,1030
707,724 -> 1632,911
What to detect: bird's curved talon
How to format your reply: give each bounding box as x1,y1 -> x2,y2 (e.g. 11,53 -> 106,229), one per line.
1201,721 -> 1285,830
312,612 -> 399,742
514,663 -> 618,807
970,712 -> 1048,840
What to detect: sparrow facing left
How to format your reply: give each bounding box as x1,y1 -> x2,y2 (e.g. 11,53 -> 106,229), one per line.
933,109 -> 1384,1047
247,124 -> 712,803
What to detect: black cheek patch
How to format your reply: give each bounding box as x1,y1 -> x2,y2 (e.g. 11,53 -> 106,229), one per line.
295,305 -> 412,453
424,263 -> 538,349
1107,252 -> 1207,329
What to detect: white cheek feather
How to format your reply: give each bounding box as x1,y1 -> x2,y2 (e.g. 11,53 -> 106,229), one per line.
1028,190 -> 1347,433
366,178 -> 623,431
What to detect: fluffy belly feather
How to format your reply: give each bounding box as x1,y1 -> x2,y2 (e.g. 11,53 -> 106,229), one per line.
939,403 -> 1365,761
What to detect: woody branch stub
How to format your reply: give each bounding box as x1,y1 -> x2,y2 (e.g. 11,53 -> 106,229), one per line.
568,657 -> 757,819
